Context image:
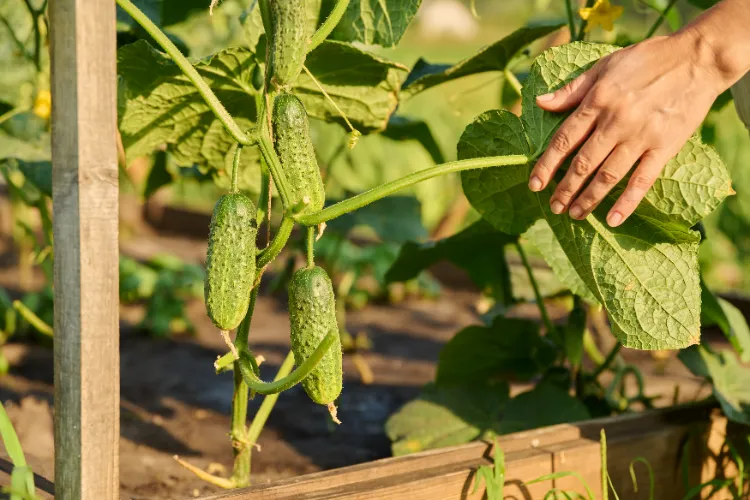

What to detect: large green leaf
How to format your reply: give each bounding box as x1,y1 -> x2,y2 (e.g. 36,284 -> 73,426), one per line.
326,0 -> 422,48
459,42 -> 733,350
524,219 -> 598,303
701,282 -> 750,362
402,23 -> 564,97
678,346 -> 750,425
116,0 -> 208,29
117,41 -> 261,181
459,110 -> 536,235
385,383 -> 509,456
436,317 -> 556,386
500,381 -> 591,434
296,41 -> 408,131
385,219 -> 516,303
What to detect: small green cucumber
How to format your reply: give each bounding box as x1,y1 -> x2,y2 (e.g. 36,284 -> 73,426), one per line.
204,193 -> 258,331
269,0 -> 307,87
288,266 -> 342,405
273,93 -> 325,215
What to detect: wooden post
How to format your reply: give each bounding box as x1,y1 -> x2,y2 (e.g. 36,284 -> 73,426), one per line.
49,0 -> 120,498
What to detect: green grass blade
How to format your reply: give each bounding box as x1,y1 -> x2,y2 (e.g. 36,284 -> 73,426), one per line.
527,471 -> 595,500
629,457 -> 656,499
0,403 -> 35,499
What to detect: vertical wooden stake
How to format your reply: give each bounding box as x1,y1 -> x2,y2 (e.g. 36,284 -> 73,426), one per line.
50,0 -> 119,498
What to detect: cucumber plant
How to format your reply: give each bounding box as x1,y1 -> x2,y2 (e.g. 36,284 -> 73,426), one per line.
111,0 -> 747,490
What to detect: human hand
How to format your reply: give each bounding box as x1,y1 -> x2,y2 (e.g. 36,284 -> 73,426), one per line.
527,33 -> 727,227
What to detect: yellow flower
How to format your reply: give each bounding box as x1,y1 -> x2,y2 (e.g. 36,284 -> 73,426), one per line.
33,89 -> 51,120
579,0 -> 624,33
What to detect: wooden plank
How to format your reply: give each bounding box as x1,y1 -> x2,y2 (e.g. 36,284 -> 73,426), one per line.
49,0 -> 120,498
204,402 -> 729,500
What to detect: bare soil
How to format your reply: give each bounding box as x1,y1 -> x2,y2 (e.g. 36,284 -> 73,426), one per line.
0,200 -> 727,499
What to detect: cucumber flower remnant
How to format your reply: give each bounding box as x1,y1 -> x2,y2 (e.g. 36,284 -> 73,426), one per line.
579,0 -> 624,33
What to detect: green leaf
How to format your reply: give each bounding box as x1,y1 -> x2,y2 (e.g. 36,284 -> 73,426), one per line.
15,159 -> 52,198
382,115 -> 445,165
385,219 -> 516,303
436,316 -> 556,386
458,109 -> 537,235
325,196 -> 427,243
686,0 -> 719,9
500,381 -> 590,434
402,23 -> 565,97
521,42 -> 618,154
295,41 -> 408,131
524,219 -> 598,304
701,282 -> 750,362
116,0 -> 208,29
563,303 -> 586,370
327,0 -> 422,48
117,41 -> 262,179
386,383 -> 510,456
678,346 -> 750,425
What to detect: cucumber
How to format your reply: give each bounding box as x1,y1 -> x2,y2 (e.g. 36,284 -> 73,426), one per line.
288,266 -> 342,405
204,193 -> 258,331
269,0 -> 306,87
273,93 -> 325,215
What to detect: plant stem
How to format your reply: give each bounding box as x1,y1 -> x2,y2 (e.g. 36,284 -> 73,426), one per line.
295,155 -> 528,226
564,0 -> 577,38
309,0 -> 351,51
575,0 -> 595,41
514,241 -> 556,337
306,227 -> 315,268
227,287 -> 259,487
590,342 -> 622,379
12,300 -> 52,337
504,69 -> 522,98
236,330 -> 336,394
257,217 -> 294,269
258,0 -> 272,36
256,160 -> 270,241
257,133 -> 293,208
644,0 -> 679,38
245,351 -> 296,445
601,430 -> 608,500
115,0 -> 254,146
231,145 -> 242,193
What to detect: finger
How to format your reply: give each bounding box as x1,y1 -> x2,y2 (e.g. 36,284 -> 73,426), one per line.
535,67 -> 600,112
566,143 -> 642,220
550,129 -> 618,216
607,150 -> 668,227
528,108 -> 596,192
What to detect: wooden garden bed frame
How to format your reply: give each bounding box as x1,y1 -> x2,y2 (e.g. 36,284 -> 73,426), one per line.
44,2 -> 742,499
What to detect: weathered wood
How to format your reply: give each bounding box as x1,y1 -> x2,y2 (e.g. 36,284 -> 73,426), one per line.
49,0 -> 120,498
204,402 -> 740,500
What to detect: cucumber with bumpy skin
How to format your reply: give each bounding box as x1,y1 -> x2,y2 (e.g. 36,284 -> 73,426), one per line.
288,266 -> 342,406
273,93 -> 325,215
269,0 -> 306,87
204,193 -> 258,331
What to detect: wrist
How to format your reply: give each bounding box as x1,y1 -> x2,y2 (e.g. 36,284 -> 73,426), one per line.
675,1 -> 750,92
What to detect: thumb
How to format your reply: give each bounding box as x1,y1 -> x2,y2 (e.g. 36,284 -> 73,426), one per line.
536,67 -> 599,111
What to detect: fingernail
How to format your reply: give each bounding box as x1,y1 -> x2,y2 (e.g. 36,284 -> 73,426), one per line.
551,200 -> 564,214
537,93 -> 555,102
569,205 -> 583,219
529,176 -> 543,191
608,211 -> 623,227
